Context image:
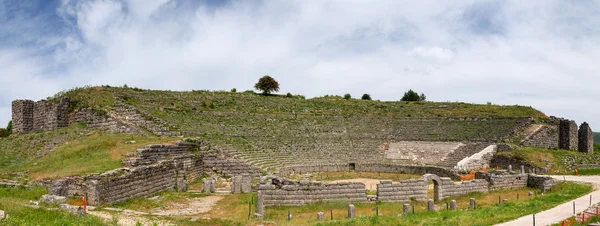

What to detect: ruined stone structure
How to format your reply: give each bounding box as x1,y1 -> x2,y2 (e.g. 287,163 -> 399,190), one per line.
49,140 -> 262,205
578,122 -> 594,154
376,179 -> 427,202
12,99 -> 181,137
559,119 -> 579,151
11,100 -> 34,133
256,173 -> 556,212
520,117 -> 594,154
11,99 -> 69,133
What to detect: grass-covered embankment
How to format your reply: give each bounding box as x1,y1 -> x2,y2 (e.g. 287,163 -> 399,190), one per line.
0,185 -> 107,225
495,147 -> 600,174
0,125 -> 176,181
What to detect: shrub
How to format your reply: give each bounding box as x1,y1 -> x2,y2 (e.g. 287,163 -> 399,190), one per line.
286,92 -> 293,98
231,88 -> 237,93
361,94 -> 372,100
254,75 -> 280,95
7,120 -> 12,132
344,94 -> 351,100
0,128 -> 9,137
401,89 -> 426,101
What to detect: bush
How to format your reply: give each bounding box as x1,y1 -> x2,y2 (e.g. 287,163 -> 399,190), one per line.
254,75 -> 280,95
7,120 -> 12,132
231,88 -> 237,93
0,128 -> 9,137
594,144 -> 600,154
344,94 -> 351,100
286,92 -> 293,98
401,89 -> 426,101
361,94 -> 372,100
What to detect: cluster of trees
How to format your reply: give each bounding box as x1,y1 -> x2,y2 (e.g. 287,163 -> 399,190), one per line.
252,75 -> 426,102
0,120 -> 12,138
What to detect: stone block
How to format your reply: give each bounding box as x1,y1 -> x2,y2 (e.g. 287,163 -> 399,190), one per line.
403,204 -> 410,214
348,204 -> 355,219
40,194 -> 67,206
317,212 -> 324,220
450,200 -> 456,210
469,198 -> 475,209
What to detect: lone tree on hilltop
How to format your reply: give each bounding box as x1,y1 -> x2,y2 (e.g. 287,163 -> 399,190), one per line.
401,89 -> 426,101
361,93 -> 372,100
254,75 -> 280,95
344,94 -> 352,100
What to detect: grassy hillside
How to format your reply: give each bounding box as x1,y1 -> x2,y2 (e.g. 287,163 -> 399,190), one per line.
44,86 -> 548,169
0,124 -> 176,182
594,132 -> 600,143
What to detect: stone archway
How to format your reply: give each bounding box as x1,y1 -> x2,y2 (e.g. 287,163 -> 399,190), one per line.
423,174 -> 443,202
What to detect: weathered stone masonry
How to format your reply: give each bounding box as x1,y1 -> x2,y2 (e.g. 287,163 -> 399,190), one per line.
578,122 -> 593,154
559,119 -> 578,151
278,163 -> 460,180
11,100 -> 34,133
12,99 -> 69,133
257,173 -> 556,212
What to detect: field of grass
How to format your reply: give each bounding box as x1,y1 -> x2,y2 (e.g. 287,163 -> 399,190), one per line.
108,188 -> 210,213
0,126 -> 176,181
167,181 -> 590,226
495,147 -> 600,174
0,185 -> 108,225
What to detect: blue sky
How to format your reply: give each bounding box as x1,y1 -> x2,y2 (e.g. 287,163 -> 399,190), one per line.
1,0 -> 599,129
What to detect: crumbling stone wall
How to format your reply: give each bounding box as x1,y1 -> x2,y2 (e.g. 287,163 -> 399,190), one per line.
527,175 -> 556,193
490,155 -> 548,174
376,179 -> 427,202
559,119 -> 578,151
49,160 -> 177,205
521,125 -> 559,149
578,122 -> 594,154
479,173 -> 528,191
12,99 -> 69,133
122,141 -> 262,178
257,179 -> 367,207
11,100 -> 34,133
70,108 -> 147,135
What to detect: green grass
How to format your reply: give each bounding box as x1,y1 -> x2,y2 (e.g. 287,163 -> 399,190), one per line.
495,147 -> 600,174
577,168 -> 600,176
0,185 -> 108,225
308,182 -> 591,226
594,132 -> 600,143
0,128 -> 175,181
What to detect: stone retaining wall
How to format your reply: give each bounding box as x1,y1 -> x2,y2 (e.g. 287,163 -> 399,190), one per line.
49,161 -> 177,205
477,173 -> 528,191
257,180 -> 367,207
277,163 -> 459,180
527,175 -> 556,193
438,177 -> 489,200
376,179 -> 427,202
70,108 -> 147,135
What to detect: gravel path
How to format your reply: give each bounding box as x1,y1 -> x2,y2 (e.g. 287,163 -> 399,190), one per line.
495,175 -> 600,226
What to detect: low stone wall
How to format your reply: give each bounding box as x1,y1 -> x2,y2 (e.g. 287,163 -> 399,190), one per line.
123,142 -> 194,166
200,151 -> 262,178
438,177 -> 489,200
376,179 -> 427,202
257,180 -> 367,207
277,163 -> 459,180
527,175 -> 556,193
483,173 -> 528,191
49,161 -> 177,205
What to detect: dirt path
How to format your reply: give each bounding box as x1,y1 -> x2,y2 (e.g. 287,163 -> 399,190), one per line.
495,176 -> 600,226
88,196 -> 224,225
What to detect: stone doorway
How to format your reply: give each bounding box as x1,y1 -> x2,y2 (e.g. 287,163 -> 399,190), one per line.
424,174 -> 442,202
348,163 -> 356,171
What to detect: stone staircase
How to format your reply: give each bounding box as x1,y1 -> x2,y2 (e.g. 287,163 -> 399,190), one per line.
438,143 -> 491,169
109,103 -> 182,137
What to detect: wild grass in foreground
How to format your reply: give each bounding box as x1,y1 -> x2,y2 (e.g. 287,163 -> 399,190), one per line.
577,168 -> 600,176
0,185 -> 107,225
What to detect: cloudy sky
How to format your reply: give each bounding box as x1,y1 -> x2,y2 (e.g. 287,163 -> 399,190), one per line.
1,0 -> 599,128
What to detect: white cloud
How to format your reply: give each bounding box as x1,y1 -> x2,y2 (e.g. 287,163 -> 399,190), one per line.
1,0 -> 599,129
